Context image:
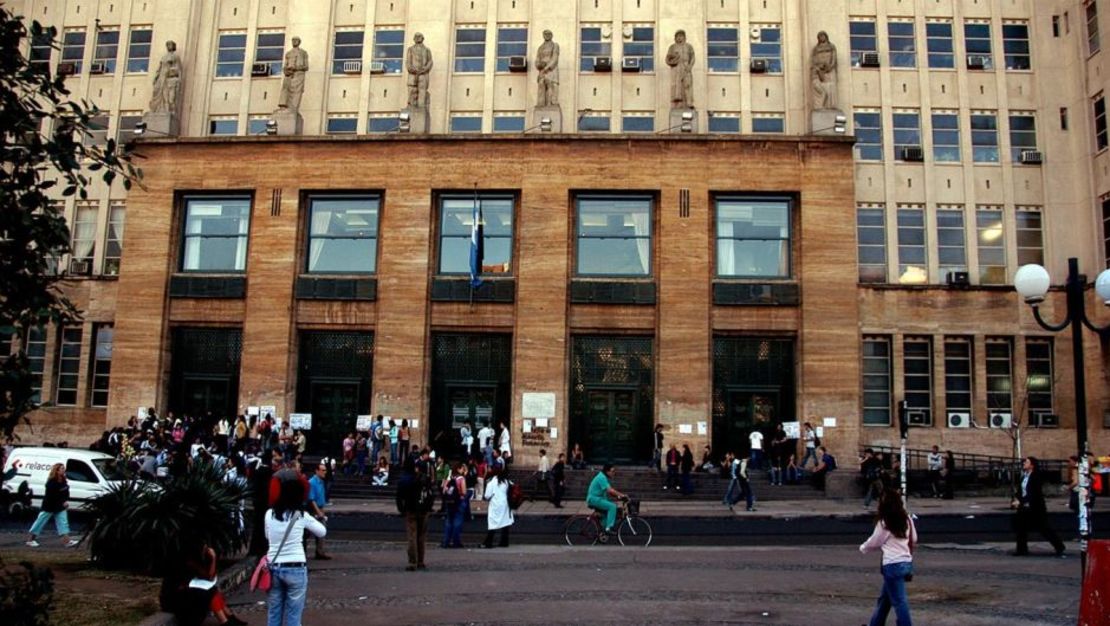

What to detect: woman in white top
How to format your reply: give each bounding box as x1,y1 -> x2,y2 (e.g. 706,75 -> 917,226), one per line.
859,488 -> 917,626
480,469 -> 514,548
266,479 -> 326,626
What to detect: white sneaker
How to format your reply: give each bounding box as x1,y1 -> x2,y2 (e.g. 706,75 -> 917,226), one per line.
26,540 -> 40,547
65,539 -> 80,547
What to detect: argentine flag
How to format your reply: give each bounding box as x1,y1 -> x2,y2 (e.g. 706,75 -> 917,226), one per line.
469,197 -> 484,289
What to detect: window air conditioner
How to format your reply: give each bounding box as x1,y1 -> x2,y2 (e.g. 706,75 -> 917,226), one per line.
68,258 -> 92,276
88,61 -> 107,75
369,61 -> 386,74
56,62 -> 77,76
593,56 -> 613,72
251,63 -> 271,77
1020,150 -> 1043,165
966,55 -> 988,70
859,52 -> 881,68
1032,412 -> 1059,428
946,271 -> 971,288
750,58 -> 768,73
508,56 -> 527,72
900,146 -> 925,162
621,57 -> 641,72
989,412 -> 1013,429
947,412 -> 971,429
907,411 -> 928,426
342,60 -> 362,74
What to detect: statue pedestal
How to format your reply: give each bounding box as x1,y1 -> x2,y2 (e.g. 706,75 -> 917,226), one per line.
401,106 -> 430,134
810,108 -> 845,136
272,109 -> 304,136
532,106 -> 562,133
141,111 -> 179,137
668,108 -> 698,133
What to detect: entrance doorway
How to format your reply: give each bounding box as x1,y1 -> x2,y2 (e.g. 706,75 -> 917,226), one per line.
296,331 -> 374,456
308,382 -> 360,455
720,389 -> 779,456
429,333 -> 512,459
169,328 -> 242,423
181,377 -> 233,419
585,388 -> 639,464
712,337 -> 796,459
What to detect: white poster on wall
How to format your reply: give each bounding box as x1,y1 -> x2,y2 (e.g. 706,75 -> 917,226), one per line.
823,417 -> 837,428
816,426 -> 825,439
260,406 -> 277,420
356,415 -> 373,431
536,418 -> 549,428
697,421 -> 708,435
549,427 -> 558,439
289,413 -> 312,430
679,424 -> 693,434
409,419 -> 418,430
783,421 -> 801,439
521,392 -> 556,419
523,419 -> 533,433
247,406 -> 260,417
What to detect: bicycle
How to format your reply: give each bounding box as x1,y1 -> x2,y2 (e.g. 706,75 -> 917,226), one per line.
563,497 -> 652,547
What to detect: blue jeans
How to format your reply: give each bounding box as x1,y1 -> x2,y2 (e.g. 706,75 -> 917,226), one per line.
801,447 -> 818,469
869,561 -> 913,626
370,439 -> 381,465
723,478 -> 739,504
750,449 -> 763,469
29,510 -> 70,537
442,505 -> 465,547
268,564 -> 308,626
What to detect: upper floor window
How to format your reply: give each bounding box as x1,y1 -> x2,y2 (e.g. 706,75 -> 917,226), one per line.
964,21 -> 994,69
209,116 -> 238,135
181,196 -> 251,273
971,112 -> 1000,163
126,27 -> 152,72
580,26 -> 611,71
368,113 -> 400,133
893,111 -> 921,160
1103,197 -> 1110,267
450,113 -> 483,133
854,111 -> 883,160
332,30 -> 364,75
985,338 -> 1013,413
30,29 -> 52,73
1015,207 -> 1044,266
576,196 -> 652,277
103,202 -> 125,276
93,29 -> 119,73
707,26 -> 739,72
903,337 -> 934,426
1009,113 -> 1038,162
216,32 -> 247,77
943,337 -> 973,414
493,113 -> 525,132
438,195 -> 513,276
373,29 -> 405,74
255,31 -> 285,75
61,29 -> 86,74
578,111 -> 611,132
1088,1 -> 1101,55
1003,22 -> 1031,70
976,207 -> 1006,284
495,26 -> 528,72
708,113 -> 740,133
936,207 -> 967,278
857,206 -> 887,283
454,26 -> 486,73
750,25 -> 781,72
621,112 -> 654,133
248,116 -> 269,135
932,111 -> 961,162
24,326 -> 47,404
325,114 -> 357,135
624,25 -> 655,72
55,326 -> 82,406
1025,338 -> 1055,417
888,20 -> 916,68
90,324 -> 113,408
71,202 -> 98,264
307,195 -> 379,274
849,19 -> 877,66
861,336 -> 893,426
926,20 -> 955,68
897,206 -> 927,284
716,197 -> 792,278
751,113 -> 784,133
1095,95 -> 1108,151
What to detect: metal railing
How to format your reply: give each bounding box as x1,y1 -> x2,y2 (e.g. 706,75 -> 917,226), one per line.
861,445 -> 1066,486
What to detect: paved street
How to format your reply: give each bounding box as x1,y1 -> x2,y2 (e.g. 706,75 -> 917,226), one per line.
223,541 -> 1080,625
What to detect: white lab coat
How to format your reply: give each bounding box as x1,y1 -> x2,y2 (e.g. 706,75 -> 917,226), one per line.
484,476 -> 514,530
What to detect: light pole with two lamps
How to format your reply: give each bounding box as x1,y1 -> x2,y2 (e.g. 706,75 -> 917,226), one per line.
1013,257 -> 1110,578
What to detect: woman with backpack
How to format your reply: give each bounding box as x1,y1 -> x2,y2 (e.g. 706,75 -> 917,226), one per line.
440,462 -> 468,548
859,488 -> 917,626
481,467 -> 514,548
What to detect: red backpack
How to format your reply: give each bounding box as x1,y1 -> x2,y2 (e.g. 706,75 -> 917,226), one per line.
507,480 -> 525,510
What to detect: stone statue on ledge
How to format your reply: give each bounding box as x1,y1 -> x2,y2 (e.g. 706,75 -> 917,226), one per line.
403,32 -> 433,134
272,36 -> 308,135
665,30 -> 697,132
809,31 -> 844,135
532,30 -> 562,132
143,40 -> 182,136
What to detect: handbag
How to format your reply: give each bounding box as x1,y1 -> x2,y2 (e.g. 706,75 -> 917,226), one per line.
250,512 -> 299,592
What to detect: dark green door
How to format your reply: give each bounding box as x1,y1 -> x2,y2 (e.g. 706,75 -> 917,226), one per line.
720,389 -> 779,455
309,382 -> 359,455
585,389 -> 638,464
182,377 -> 232,419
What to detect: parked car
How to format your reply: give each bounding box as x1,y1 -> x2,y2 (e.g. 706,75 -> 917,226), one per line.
1,447 -> 129,511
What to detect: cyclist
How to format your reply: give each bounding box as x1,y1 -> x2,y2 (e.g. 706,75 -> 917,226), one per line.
586,464 -> 628,534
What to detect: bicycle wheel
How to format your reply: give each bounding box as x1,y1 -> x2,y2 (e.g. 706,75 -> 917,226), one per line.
564,515 -> 600,546
618,516 -> 653,547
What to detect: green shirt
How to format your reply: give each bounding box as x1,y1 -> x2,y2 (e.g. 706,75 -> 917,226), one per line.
587,471 -> 611,501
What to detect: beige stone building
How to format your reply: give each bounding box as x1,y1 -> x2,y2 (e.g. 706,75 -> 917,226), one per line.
10,0 -> 1110,465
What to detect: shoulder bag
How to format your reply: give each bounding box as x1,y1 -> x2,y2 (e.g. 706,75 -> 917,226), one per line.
250,512 -> 299,592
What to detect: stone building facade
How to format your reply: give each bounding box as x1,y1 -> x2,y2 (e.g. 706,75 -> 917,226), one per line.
10,0 -> 1110,465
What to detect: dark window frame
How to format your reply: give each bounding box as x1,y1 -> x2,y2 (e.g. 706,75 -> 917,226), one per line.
574,194 -> 655,278
304,193 -> 381,275
714,195 -> 795,279
179,195 -> 253,274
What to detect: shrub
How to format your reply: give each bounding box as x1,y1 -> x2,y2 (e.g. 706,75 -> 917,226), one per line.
86,462 -> 248,575
0,561 -> 54,626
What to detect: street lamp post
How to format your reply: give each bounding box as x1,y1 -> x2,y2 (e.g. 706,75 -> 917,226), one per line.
1013,257 -> 1110,578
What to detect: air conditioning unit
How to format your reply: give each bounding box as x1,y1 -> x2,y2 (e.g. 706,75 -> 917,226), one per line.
946,271 -> 971,288
251,63 -> 271,77
342,60 -> 362,74
947,412 -> 971,429
368,61 -> 386,74
621,57 -> 641,72
1020,150 -> 1043,165
900,146 -> 925,162
56,62 -> 77,76
88,61 -> 107,75
593,56 -> 612,72
907,411 -> 928,426
967,55 -> 988,70
68,258 -> 92,276
508,56 -> 527,72
989,412 -> 1013,429
859,52 -> 881,68
1032,412 -> 1060,428
750,58 -> 768,73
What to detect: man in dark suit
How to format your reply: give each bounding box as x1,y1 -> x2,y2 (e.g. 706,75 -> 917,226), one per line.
1013,456 -> 1066,557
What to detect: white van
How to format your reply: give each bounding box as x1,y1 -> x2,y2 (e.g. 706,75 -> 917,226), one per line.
2,447 -> 129,511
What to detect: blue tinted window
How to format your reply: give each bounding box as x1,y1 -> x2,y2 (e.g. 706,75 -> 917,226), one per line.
493,116 -> 526,132
450,116 -> 483,133
708,116 -> 740,133
752,117 -> 784,133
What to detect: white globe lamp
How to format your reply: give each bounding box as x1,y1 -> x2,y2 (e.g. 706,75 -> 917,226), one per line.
1013,264 -> 1051,304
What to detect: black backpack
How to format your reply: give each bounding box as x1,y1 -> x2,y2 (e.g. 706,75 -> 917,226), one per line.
442,476 -> 462,507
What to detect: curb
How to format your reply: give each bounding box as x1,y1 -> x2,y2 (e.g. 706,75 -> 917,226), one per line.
135,554 -> 256,626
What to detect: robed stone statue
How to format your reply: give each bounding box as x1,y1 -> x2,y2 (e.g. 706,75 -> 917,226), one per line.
535,30 -> 560,108
810,31 -> 838,110
665,30 -> 695,109
278,37 -> 309,112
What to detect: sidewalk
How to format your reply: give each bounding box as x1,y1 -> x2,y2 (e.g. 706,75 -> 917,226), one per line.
324,494 -> 1049,520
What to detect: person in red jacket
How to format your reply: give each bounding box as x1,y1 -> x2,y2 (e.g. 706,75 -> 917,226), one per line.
664,444 -> 681,491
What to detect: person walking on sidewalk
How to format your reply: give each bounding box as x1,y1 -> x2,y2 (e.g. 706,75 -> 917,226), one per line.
481,467 -> 514,548
860,488 -> 917,626
440,462 -> 467,549
861,448 -> 883,508
749,428 -> 764,470
664,444 -> 680,490
801,422 -> 819,469
722,452 -> 740,507
26,463 -> 79,548
551,452 -> 566,507
926,446 -> 943,498
680,444 -> 695,495
396,452 -> 434,570
1012,456 -> 1066,558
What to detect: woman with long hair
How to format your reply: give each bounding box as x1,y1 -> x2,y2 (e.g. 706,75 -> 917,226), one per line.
859,488 -> 917,626
26,463 -> 79,547
266,477 -> 326,626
